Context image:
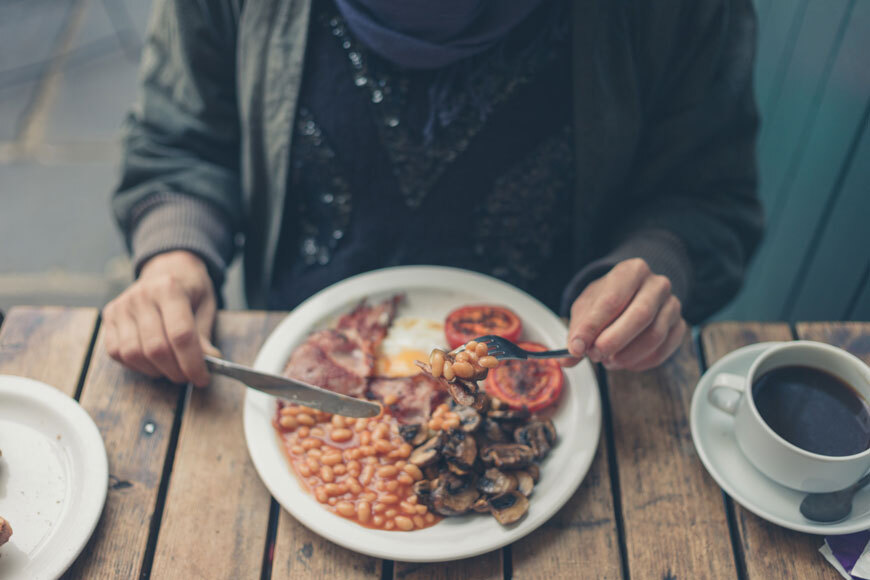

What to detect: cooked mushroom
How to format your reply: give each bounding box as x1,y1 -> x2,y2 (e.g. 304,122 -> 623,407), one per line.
514,470 -> 535,497
477,468 -> 518,495
472,497 -> 490,513
399,423 -> 430,447
449,402 -> 482,433
431,472 -> 479,516
525,463 -> 540,482
447,462 -> 470,476
410,433 -> 443,467
413,479 -> 433,508
482,418 -> 510,442
488,491 -> 529,525
423,464 -> 441,481
441,429 -> 477,470
487,408 -> 531,423
514,419 -> 557,459
446,379 -> 476,407
480,443 -> 535,469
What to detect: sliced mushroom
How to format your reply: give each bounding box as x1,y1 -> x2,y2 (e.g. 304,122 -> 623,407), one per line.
412,479 -> 433,508
441,429 -> 477,471
410,433 -> 443,467
399,423 -> 430,447
514,420 -> 556,459
446,379 -> 489,410
447,462 -> 470,476
431,472 -> 479,516
480,443 -> 535,469
423,464 -> 441,481
488,491 -> 529,525
514,470 -> 535,497
449,403 -> 482,433
487,408 -> 531,423
525,464 -> 540,482
472,496 -> 491,513
482,418 -> 510,443
477,468 -> 518,495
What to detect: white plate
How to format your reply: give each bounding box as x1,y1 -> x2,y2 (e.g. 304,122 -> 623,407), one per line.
690,342 -> 870,534
0,375 -> 108,579
244,266 -> 602,562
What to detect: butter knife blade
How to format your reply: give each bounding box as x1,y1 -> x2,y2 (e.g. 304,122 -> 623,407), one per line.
205,355 -> 380,418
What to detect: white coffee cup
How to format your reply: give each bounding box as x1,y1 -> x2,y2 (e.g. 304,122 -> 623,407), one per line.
709,340 -> 870,493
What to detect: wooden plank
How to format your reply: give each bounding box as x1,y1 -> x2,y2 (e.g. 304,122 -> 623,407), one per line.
701,322 -> 836,580
271,508 -> 383,579
512,438 -> 622,580
739,0 -> 870,320
790,110 -> 870,319
150,311 -> 285,579
64,327 -> 183,579
796,322 -> 870,365
0,306 -> 98,397
606,335 -> 737,578
394,552 -> 502,580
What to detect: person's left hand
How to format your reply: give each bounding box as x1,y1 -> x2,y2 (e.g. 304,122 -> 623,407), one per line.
563,258 -> 687,371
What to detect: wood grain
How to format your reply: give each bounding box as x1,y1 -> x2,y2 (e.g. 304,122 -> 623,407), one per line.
606,334 -> 738,579
512,438 -> 622,579
271,508 -> 383,579
0,306 -> 98,396
64,327 -> 184,579
394,552 -> 501,580
701,322 -> 837,580
149,311 -> 285,579
796,322 -> 870,365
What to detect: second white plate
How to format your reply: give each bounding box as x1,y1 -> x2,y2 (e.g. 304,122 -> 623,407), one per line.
243,266 -> 602,562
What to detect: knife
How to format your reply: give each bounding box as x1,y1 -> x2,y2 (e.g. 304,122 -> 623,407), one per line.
204,355 -> 381,418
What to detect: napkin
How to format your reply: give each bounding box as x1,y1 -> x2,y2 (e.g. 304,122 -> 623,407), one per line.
822,532 -> 870,579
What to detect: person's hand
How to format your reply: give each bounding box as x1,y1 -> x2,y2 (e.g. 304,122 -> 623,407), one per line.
565,258 -> 687,372
103,250 -> 220,387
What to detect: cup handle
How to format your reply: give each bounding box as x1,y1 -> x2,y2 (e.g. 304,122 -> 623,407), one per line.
708,373 -> 746,415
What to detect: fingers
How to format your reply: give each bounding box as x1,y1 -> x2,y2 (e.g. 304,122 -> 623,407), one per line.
604,296 -> 682,369
112,310 -> 161,378
592,274 -> 672,362
567,259 -> 651,358
135,300 -> 187,384
158,283 -> 211,387
623,317 -> 688,372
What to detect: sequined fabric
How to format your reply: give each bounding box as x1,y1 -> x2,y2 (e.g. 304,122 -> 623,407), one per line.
271,0 -> 575,310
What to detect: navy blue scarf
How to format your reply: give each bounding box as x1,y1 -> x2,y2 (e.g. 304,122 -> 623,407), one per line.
334,0 -> 546,70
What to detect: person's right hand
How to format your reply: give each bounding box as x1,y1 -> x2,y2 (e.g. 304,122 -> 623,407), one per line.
103,250 -> 219,387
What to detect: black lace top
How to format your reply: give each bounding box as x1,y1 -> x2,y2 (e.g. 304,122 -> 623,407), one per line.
270,0 -> 575,311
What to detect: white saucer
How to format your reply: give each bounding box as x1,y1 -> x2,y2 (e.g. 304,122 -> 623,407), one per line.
690,342 -> 870,535
0,375 -> 108,579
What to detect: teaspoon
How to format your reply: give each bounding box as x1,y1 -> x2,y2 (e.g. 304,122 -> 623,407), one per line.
800,473 -> 870,523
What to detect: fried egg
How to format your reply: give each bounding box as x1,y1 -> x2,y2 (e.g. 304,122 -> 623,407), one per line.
375,316 -> 446,378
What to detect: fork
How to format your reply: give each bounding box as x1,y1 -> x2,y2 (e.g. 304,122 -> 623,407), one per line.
452,334 -> 572,361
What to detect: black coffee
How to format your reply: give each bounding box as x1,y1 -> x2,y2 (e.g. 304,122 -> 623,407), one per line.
752,365 -> 870,457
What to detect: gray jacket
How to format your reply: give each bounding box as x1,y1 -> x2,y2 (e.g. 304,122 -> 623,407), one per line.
113,0 -> 763,320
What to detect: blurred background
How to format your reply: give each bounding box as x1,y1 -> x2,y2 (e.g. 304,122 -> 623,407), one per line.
0,0 -> 867,320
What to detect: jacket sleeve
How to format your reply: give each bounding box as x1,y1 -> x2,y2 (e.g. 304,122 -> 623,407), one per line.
563,0 -> 763,323
112,0 -> 242,287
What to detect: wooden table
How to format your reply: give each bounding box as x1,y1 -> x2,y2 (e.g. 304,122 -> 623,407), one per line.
1,308 -> 864,579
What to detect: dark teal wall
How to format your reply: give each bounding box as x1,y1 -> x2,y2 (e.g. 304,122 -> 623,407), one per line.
716,0 -> 870,321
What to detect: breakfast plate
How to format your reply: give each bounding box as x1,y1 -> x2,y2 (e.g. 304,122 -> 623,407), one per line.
690,342 -> 870,534
0,375 -> 108,579
244,266 -> 602,561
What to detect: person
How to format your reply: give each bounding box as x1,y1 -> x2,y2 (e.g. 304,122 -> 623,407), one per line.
104,0 -> 763,387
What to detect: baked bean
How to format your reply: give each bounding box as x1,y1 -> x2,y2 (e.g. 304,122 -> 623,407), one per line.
430,350 -> 445,377
385,480 -> 399,492
328,497 -> 338,506
373,424 -> 389,440
307,448 -> 323,459
385,520 -> 395,530
290,445 -> 305,455
284,406 -> 302,415
466,340 -> 479,352
331,428 -> 353,443
397,473 -> 414,485
364,492 -> 377,502
324,483 -> 343,496
359,431 -> 372,445
408,495 -> 418,505
383,393 -> 398,406
357,501 -> 371,523
382,494 -> 399,504
479,355 -> 498,368
425,513 -> 435,523
347,460 -> 361,472
297,426 -> 310,438
298,464 -> 312,478
442,361 -> 455,381
333,464 -> 347,476
310,427 -> 326,437
468,350 -> 479,363
373,515 -> 385,526
395,460 -> 407,469
360,445 -> 376,457
320,465 -> 335,483
296,413 -> 315,426
345,418 -> 356,427
413,515 -> 425,528
395,515 -> 414,531
322,452 -> 343,466
442,418 -> 460,430
306,457 -> 319,471
374,440 -> 393,454
279,415 -> 298,429
360,465 -> 375,485
336,501 -> 355,517
373,503 -> 386,513
331,415 -> 345,428
385,508 -> 398,518
415,504 -> 428,515
400,501 -> 416,514
377,465 -> 398,478
301,437 -> 321,450
376,480 -> 387,491
455,351 -> 471,363
428,418 -> 443,431
452,361 -> 475,379
346,477 -> 363,494
475,342 -> 489,357
315,487 -> 328,503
